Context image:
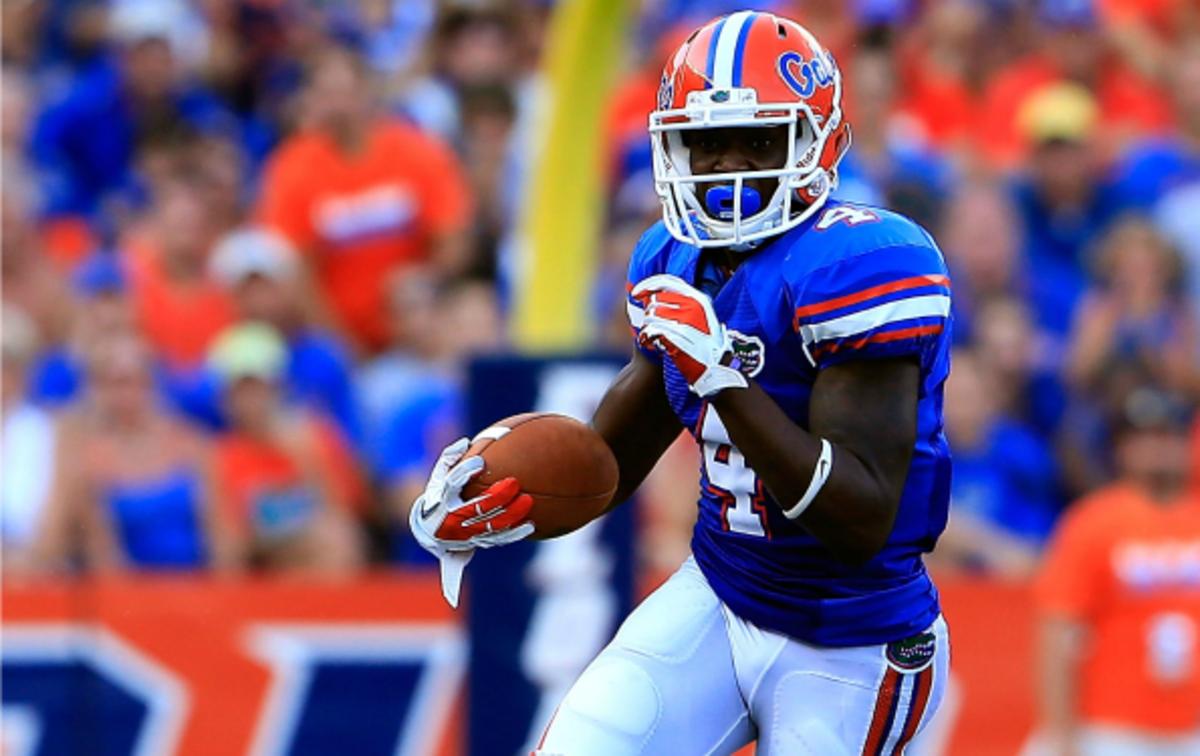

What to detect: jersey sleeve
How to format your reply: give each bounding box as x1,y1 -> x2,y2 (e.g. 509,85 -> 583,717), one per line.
624,224 -> 672,365
790,243 -> 951,369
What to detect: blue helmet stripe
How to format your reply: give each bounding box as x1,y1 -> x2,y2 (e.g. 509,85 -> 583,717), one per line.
704,16 -> 729,88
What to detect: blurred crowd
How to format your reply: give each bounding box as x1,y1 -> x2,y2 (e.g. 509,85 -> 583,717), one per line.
2,0 -> 1199,579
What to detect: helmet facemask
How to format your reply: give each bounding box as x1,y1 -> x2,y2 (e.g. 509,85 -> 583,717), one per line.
649,84 -> 846,250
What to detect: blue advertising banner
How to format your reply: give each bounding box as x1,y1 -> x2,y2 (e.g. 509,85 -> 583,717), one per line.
464,354 -> 636,756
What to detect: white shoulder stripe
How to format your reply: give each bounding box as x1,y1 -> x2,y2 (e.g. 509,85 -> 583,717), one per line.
799,294 -> 950,345
712,11 -> 755,88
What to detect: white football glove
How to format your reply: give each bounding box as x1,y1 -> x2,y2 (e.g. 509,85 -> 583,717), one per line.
631,274 -> 748,397
410,438 -> 535,607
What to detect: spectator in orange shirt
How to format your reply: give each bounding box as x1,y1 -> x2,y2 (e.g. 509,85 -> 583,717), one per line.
977,0 -> 1172,167
1034,386 -> 1200,756
124,175 -> 235,370
896,0 -> 988,155
1194,415 -> 1200,494
1100,0 -> 1200,80
209,323 -> 363,574
257,44 -> 473,354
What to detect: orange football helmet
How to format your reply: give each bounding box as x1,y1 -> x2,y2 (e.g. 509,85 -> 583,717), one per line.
650,11 -> 852,248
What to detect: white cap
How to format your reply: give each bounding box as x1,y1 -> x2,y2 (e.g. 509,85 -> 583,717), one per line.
209,227 -> 298,286
108,0 -> 209,66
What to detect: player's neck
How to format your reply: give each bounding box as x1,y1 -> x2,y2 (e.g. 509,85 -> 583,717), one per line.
715,232 -> 779,270
713,247 -> 742,273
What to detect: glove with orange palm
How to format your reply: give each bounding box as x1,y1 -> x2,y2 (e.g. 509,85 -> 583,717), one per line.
410,438 -> 534,607
631,274 -> 748,397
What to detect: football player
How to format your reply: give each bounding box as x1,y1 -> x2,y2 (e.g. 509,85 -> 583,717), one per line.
412,11 -> 952,754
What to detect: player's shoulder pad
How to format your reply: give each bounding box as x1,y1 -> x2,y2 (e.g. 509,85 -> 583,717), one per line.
626,220 -> 691,286
779,202 -> 945,290
782,203 -> 951,365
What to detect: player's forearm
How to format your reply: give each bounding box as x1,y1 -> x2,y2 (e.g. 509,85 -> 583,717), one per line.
1037,616 -> 1084,748
710,381 -> 900,564
591,354 -> 683,513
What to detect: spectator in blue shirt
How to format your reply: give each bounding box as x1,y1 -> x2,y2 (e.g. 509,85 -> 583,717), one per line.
27,249 -> 246,432
834,44 -> 954,230
974,295 -> 1070,441
27,251 -> 133,407
357,274 -> 504,562
32,332 -> 237,573
208,227 -> 363,448
1065,218 -> 1197,401
1059,218 -> 1199,497
1137,43 -> 1200,317
932,349 -> 1061,576
1009,83 -> 1125,336
29,5 -> 237,223
939,180 -> 1023,347
1113,41 -> 1200,211
938,177 -> 1082,381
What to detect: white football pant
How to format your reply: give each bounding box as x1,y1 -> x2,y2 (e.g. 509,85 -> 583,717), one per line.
534,556 -> 949,755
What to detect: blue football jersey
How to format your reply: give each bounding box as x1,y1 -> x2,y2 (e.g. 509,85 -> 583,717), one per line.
625,200 -> 953,647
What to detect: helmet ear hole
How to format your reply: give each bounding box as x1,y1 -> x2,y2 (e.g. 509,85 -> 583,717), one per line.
776,23 -> 788,38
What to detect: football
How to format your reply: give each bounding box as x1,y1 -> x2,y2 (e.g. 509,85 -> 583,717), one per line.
459,412 -> 619,539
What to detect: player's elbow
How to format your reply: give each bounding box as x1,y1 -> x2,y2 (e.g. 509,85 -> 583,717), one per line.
828,530 -> 889,567
828,497 -> 898,566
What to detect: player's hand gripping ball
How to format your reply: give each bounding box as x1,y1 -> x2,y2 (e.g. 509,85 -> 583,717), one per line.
409,438 -> 534,607
411,413 -> 618,607
459,412 -> 618,539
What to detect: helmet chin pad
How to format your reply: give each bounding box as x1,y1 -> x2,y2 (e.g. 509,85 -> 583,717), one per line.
704,185 -> 763,220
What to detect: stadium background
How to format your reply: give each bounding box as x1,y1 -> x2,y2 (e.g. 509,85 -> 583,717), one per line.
1,0 -> 1198,754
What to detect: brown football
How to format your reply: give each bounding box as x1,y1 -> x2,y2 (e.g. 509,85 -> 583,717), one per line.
459,412 -> 619,539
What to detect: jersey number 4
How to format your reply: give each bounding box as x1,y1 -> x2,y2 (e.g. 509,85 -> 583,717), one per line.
700,407 -> 770,538
815,206 -> 879,231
